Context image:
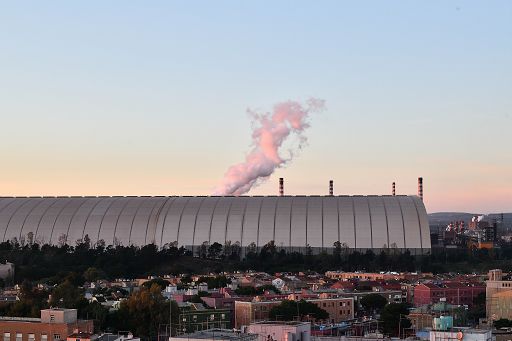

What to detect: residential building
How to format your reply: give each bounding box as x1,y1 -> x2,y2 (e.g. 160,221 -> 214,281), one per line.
0,309 -> 93,341
429,316 -> 493,341
325,271 -> 405,281
66,333 -> 97,341
234,296 -> 354,328
170,329 -> 257,341
234,301 -> 281,328
303,298 -> 354,324
414,282 -> 485,307
178,303 -> 232,332
246,321 -> 311,341
486,269 -> 512,320
430,329 -> 493,341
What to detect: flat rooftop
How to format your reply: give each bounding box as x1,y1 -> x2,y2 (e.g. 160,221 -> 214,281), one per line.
171,329 -> 257,341
250,321 -> 310,326
0,316 -> 41,323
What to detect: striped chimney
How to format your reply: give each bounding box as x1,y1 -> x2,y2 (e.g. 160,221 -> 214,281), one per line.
392,182 -> 396,196
279,178 -> 284,196
418,177 -> 423,201
329,180 -> 333,196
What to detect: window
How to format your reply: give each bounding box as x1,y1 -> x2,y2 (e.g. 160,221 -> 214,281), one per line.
221,314 -> 225,319
53,335 -> 60,341
16,334 -> 21,341
4,333 -> 11,341
41,335 -> 47,341
50,315 -> 55,322
28,335 -> 35,341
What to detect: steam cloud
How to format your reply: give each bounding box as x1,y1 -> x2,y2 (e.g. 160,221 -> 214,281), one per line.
213,98 -> 325,196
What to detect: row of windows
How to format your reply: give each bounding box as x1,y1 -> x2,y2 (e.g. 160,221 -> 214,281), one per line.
3,334 -> 60,341
181,313 -> 227,322
321,301 -> 351,308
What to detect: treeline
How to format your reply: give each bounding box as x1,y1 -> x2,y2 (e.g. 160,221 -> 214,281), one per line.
0,236 -> 188,283
4,237 -> 512,285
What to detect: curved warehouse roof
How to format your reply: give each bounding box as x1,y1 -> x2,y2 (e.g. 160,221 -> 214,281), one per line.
0,196 -> 430,251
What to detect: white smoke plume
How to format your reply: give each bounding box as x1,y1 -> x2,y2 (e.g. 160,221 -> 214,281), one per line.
213,98 -> 325,196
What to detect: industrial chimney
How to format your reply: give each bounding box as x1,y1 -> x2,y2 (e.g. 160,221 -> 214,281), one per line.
279,178 -> 284,196
392,182 -> 396,196
418,177 -> 423,201
329,180 -> 333,196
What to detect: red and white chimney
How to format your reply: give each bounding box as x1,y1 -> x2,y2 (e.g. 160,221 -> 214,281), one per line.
418,177 -> 423,201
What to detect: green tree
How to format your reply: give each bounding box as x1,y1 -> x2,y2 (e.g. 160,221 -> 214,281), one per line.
113,284 -> 179,338
494,319 -> 512,329
207,242 -> 223,259
83,267 -> 105,282
50,280 -> 86,309
380,303 -> 411,337
360,294 -> 387,313
269,300 -> 329,321
333,241 -> 342,261
467,292 -> 486,323
142,278 -> 170,291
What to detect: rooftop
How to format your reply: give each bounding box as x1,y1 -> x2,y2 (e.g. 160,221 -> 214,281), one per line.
250,321 -> 310,327
170,329 -> 257,341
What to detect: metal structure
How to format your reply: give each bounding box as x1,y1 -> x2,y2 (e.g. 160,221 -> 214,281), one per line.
0,195 -> 430,254
418,177 -> 423,201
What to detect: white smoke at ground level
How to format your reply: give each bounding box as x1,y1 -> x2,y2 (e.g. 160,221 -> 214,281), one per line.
213,98 -> 325,196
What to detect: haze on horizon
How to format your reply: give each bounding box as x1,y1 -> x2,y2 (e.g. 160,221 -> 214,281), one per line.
0,1 -> 511,214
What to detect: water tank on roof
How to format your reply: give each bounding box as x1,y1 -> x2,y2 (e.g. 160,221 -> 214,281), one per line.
433,316 -> 453,331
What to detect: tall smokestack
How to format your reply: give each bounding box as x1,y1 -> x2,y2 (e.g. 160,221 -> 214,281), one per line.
418,177 -> 423,201
392,182 -> 396,196
279,178 -> 284,196
329,180 -> 333,196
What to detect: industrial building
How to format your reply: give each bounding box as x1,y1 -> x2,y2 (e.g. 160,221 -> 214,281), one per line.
0,180 -> 430,254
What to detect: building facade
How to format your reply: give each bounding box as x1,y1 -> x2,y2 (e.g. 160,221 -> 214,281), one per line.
486,269 -> 512,320
234,297 -> 354,328
247,321 -> 311,341
179,306 -> 232,333
413,283 -> 485,307
0,309 -> 93,341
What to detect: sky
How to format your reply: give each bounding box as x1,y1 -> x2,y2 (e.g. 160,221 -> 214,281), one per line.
0,1 -> 511,213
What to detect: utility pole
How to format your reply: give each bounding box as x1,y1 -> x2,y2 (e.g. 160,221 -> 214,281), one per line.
169,297 -> 173,340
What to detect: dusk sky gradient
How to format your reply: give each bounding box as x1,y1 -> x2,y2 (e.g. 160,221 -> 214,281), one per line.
0,1 -> 511,213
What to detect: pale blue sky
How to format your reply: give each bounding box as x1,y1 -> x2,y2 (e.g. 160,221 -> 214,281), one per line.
0,1 -> 511,213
